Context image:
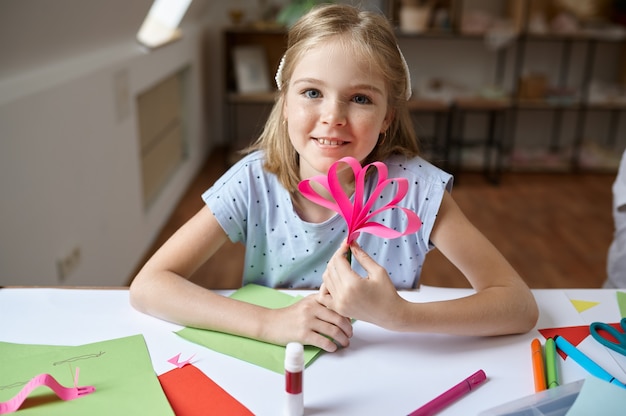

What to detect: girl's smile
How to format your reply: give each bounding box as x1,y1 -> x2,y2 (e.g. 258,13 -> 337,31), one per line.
314,137 -> 347,146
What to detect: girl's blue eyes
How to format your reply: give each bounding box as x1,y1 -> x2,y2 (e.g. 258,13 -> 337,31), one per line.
304,89 -> 321,99
302,89 -> 371,104
353,95 -> 371,105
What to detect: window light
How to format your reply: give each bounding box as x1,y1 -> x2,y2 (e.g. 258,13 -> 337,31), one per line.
137,0 -> 193,49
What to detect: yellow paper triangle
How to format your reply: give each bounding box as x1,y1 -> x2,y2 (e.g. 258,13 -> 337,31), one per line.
570,299 -> 600,313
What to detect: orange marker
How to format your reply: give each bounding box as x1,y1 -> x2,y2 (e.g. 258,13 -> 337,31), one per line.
531,338 -> 547,392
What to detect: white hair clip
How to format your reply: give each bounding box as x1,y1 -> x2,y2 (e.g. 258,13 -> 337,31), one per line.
275,55 -> 286,92
275,45 -> 412,100
398,45 -> 412,100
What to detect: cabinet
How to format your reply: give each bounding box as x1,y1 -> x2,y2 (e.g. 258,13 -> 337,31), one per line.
222,0 -> 626,176
222,27 -> 285,152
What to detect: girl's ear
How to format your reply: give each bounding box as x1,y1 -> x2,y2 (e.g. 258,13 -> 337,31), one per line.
381,110 -> 395,133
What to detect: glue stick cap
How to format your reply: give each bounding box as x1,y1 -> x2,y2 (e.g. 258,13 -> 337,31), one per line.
285,342 -> 304,372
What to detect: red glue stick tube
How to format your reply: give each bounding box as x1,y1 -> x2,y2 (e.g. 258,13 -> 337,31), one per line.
284,342 -> 304,416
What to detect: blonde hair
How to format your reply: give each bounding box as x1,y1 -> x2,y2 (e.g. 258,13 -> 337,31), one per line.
247,4 -> 420,193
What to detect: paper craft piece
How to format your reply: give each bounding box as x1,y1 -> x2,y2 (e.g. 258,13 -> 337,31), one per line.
566,376 -> 626,415
618,291 -> 626,318
158,363 -> 253,416
0,335 -> 173,415
298,157 -> 421,244
570,299 -> 600,313
176,284 -> 322,373
0,368 -> 95,414
167,353 -> 195,368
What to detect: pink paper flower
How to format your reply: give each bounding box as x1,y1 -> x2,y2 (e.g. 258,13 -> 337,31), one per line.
298,157 -> 422,244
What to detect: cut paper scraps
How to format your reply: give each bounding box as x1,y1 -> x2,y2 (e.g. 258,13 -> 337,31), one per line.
0,368 -> 95,414
298,157 -> 421,244
158,363 -> 253,416
0,335 -> 173,415
167,353 -> 195,368
570,299 -> 600,314
539,323 -> 623,360
176,284 -> 322,373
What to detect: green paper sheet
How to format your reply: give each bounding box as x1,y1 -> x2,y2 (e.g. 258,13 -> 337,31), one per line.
0,335 -> 173,415
617,291 -> 626,319
176,284 -> 323,374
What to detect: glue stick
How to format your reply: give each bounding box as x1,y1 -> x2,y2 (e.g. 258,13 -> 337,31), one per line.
284,342 -> 304,416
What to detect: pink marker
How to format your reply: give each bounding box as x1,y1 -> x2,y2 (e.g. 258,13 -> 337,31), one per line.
408,370 -> 487,416
284,342 -> 304,416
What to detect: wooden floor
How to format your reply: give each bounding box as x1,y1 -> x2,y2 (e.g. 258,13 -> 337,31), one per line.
130,147 -> 615,289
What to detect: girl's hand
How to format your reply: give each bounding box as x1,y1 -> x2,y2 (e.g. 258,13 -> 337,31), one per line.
318,241 -> 406,328
265,294 -> 353,352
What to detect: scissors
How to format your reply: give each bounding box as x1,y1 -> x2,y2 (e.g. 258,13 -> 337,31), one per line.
590,317 -> 626,356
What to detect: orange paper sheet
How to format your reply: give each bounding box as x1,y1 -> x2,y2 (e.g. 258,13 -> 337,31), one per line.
158,365 -> 253,416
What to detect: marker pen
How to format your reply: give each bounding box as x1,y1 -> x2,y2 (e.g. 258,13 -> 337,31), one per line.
554,335 -> 626,389
284,342 -> 304,416
531,338 -> 547,392
545,337 -> 559,389
408,369 -> 486,416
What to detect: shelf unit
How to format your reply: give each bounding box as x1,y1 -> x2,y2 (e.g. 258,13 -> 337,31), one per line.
510,32 -> 626,171
221,0 -> 626,176
390,0 -> 626,174
396,29 -> 513,183
222,27 -> 285,151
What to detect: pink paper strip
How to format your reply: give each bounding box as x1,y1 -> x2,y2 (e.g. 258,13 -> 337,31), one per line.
0,369 -> 95,414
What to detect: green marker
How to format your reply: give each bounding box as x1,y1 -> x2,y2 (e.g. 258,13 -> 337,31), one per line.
545,337 -> 559,389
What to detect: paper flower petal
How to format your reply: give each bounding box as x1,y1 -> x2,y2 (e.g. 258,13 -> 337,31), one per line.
298,157 -> 421,244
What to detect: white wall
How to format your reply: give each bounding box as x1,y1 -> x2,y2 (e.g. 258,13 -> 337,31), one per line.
0,0 -> 286,287
0,5 -> 212,286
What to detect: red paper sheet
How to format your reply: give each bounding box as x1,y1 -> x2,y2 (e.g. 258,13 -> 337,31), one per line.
539,322 -> 622,359
158,364 -> 253,416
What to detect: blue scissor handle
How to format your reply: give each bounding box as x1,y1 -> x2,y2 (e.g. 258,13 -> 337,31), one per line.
590,317 -> 626,356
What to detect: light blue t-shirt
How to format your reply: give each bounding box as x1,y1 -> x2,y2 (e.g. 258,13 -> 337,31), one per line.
203,151 -> 452,289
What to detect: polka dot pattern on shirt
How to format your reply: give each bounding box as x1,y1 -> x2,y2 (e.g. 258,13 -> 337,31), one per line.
203,151 -> 452,289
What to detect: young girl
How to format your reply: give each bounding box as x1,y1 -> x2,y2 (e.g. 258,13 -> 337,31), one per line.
130,4 -> 538,352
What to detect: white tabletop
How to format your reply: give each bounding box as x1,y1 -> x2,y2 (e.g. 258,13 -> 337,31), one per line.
1,286 -> 625,415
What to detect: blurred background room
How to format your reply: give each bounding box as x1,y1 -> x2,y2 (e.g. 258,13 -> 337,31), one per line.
1,0 -> 625,289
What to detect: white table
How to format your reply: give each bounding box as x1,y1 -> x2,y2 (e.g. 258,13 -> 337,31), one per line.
1,286 -> 625,415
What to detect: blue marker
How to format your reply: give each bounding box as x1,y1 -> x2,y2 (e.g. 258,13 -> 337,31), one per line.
554,335 -> 626,389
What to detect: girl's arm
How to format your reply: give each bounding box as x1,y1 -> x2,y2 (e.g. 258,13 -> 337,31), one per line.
318,191 -> 539,336
130,205 -> 353,351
